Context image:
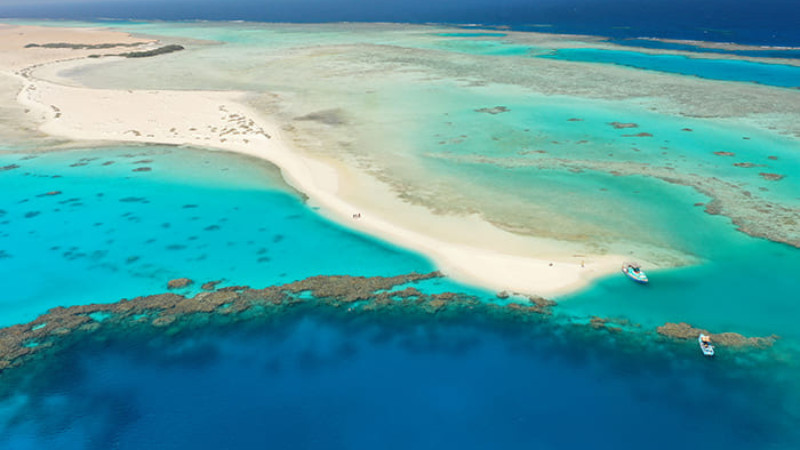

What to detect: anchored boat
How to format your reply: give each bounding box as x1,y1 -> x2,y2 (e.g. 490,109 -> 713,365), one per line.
622,262 -> 648,284
699,334 -> 715,357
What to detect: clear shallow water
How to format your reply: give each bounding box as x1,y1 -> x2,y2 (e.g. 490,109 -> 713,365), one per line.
608,39 -> 800,60
0,146 -> 433,327
2,309 -> 799,450
540,48 -> 800,88
1,19 -> 800,449
54,22 -> 800,257
559,238 -> 800,340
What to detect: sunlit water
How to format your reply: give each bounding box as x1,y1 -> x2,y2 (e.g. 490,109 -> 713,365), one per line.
0,146 -> 434,327
1,20 -> 800,448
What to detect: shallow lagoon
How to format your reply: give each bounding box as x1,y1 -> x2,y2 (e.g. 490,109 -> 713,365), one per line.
1,20 -> 800,449
0,146 -> 434,327
541,48 -> 800,88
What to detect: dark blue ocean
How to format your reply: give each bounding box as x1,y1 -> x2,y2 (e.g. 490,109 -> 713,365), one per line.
5,307 -> 800,450
1,0 -> 799,46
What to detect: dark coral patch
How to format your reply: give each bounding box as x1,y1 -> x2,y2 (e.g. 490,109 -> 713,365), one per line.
759,173 -> 785,181
201,280 -> 222,291
609,122 -> 638,129
167,278 -> 193,289
119,197 -> 149,203
474,106 -> 510,115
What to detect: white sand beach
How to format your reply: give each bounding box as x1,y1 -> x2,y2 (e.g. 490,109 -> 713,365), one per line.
1,23 -> 631,297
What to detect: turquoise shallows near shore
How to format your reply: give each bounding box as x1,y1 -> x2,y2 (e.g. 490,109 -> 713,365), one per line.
3,20 -> 800,340
53,22 -> 800,250
0,20 -> 800,449
0,146 -> 437,327
540,48 -> 800,88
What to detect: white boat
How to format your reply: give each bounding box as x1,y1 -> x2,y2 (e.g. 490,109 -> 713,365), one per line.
622,263 -> 648,284
699,334 -> 715,357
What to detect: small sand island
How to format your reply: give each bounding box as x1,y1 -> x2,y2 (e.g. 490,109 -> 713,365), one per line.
0,21 -> 798,357
0,23 -> 630,298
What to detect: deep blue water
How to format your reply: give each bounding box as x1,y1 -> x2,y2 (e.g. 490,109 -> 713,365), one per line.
3,309 -> 799,450
1,0 -> 799,47
540,48 -> 800,88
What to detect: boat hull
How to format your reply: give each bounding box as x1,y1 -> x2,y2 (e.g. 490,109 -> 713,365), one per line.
623,265 -> 648,284
699,334 -> 715,357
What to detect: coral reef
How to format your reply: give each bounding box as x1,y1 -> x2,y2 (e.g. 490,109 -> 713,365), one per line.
167,278 -> 193,289
0,273 -> 780,373
118,45 -> 185,58
656,322 -> 777,348
609,122 -> 638,129
759,172 -> 785,181
475,106 -> 510,115
0,272 -> 461,371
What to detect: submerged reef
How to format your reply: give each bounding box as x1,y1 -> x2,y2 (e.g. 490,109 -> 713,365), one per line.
474,106 -> 510,115
167,278 -> 193,289
657,322 -> 777,348
0,272 -> 778,373
118,45 -> 185,58
436,153 -> 800,248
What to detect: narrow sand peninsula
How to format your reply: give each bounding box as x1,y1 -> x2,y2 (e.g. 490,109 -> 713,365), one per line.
2,23 -> 630,297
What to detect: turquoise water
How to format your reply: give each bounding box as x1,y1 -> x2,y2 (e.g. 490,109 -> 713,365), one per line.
0,146 -> 433,327
37,20 -> 800,337
541,48 -> 800,88
609,38 -> 800,60
1,20 -> 800,449
560,237 -> 800,340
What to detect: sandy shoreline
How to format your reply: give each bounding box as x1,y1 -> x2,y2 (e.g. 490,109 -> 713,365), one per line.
1,23 -> 631,298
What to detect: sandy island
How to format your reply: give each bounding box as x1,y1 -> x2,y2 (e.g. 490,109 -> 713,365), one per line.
0,23 -> 632,298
